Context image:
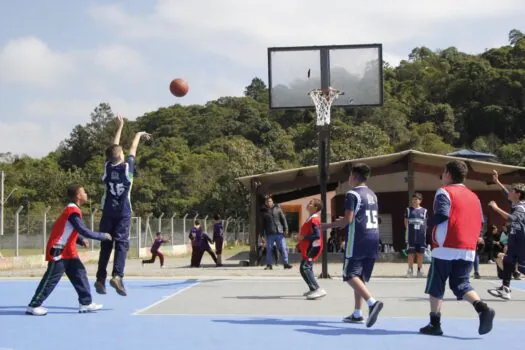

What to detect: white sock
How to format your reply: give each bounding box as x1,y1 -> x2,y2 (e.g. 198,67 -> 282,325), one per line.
366,298 -> 376,307
353,309 -> 362,318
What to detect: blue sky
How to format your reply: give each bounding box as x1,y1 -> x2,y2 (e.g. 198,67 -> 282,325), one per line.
1,0 -> 524,158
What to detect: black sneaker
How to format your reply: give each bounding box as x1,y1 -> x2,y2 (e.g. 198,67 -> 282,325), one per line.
366,301 -> 383,328
513,272 -> 521,280
264,265 -> 273,270
478,307 -> 495,335
419,323 -> 444,336
94,280 -> 106,295
109,276 -> 127,296
283,264 -> 293,269
343,315 -> 364,324
474,272 -> 480,279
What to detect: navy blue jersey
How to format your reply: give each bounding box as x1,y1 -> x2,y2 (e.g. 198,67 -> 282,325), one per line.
344,186 -> 380,259
213,223 -> 224,240
405,207 -> 427,245
101,155 -> 135,217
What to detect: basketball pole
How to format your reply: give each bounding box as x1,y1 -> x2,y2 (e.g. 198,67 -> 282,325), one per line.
319,48 -> 331,279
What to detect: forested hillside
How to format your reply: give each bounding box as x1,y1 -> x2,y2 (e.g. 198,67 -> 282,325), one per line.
1,29 -> 524,219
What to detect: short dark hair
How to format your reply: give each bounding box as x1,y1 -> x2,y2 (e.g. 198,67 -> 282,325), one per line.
105,144 -> 122,163
67,184 -> 83,201
310,198 -> 323,212
511,183 -> 525,200
352,163 -> 371,182
194,219 -> 200,225
214,214 -> 221,221
445,160 -> 468,183
156,232 -> 162,236
412,192 -> 423,200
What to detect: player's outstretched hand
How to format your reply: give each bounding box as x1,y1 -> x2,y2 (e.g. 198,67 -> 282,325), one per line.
103,233 -> 113,241
136,131 -> 152,140
488,200 -> 499,210
492,170 -> 499,183
116,113 -> 124,127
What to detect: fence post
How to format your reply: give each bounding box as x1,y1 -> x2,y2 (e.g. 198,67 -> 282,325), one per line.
43,206 -> 51,255
15,205 -> 23,257
170,213 -> 176,244
158,212 -> 164,233
144,213 -> 153,248
90,209 -> 98,252
204,215 -> 209,233
183,213 -> 188,245
137,216 -> 142,257
225,216 -> 232,244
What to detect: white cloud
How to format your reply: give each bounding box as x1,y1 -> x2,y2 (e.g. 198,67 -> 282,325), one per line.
89,0 -> 525,68
92,44 -> 150,78
0,121 -> 67,157
0,36 -> 75,88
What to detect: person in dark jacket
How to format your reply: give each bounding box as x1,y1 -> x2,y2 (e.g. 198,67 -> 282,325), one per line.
261,196 -> 292,270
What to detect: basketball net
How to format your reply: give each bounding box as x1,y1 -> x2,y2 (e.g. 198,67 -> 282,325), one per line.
308,88 -> 342,126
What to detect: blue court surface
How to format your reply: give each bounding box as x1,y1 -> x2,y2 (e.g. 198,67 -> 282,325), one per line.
1,278 -> 525,350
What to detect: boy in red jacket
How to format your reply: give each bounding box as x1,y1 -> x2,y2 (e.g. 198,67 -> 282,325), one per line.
26,184 -> 112,316
296,198 -> 326,300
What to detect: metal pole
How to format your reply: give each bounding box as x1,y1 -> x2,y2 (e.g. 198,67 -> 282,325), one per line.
158,212 -> 165,233
15,205 -> 24,257
319,48 -> 331,279
137,217 -> 142,257
183,213 -> 188,245
43,206 -> 51,255
204,215 -> 209,233
170,213 -> 176,244
90,209 -> 97,252
0,170 -> 4,236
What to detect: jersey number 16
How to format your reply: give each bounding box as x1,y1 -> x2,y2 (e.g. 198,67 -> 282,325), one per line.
109,182 -> 125,197
365,210 -> 379,229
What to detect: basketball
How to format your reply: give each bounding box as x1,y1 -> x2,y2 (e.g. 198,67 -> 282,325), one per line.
169,78 -> 189,97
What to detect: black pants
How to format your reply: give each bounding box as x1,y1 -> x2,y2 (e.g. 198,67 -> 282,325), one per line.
142,251 -> 164,267
191,246 -> 217,267
300,246 -> 321,291
28,256 -> 92,307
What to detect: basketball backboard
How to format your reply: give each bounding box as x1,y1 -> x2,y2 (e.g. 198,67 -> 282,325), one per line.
267,44 -> 383,109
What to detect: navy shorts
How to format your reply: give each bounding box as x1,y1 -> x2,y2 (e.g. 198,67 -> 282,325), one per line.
343,257 -> 375,282
408,244 -> 425,254
100,215 -> 131,242
425,258 -> 474,300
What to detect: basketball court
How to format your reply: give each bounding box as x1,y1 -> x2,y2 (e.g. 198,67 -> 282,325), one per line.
1,277 -> 524,350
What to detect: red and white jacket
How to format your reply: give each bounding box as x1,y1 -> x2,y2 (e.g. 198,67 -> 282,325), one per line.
46,204 -> 83,261
431,184 -> 483,261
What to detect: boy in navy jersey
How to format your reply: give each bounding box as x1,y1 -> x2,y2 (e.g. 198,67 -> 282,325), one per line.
142,232 -> 170,268
322,163 -> 383,328
404,193 -> 428,278
95,115 -> 150,296
487,170 -> 525,301
212,215 -> 224,267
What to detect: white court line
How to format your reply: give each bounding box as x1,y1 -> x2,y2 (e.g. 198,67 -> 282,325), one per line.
131,281 -> 200,316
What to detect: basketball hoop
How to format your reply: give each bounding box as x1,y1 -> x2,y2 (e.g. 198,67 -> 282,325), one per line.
308,88 -> 343,126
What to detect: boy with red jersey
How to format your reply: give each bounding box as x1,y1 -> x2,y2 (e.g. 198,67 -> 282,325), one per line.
296,198 -> 326,300
26,185 -> 112,316
421,160 -> 495,336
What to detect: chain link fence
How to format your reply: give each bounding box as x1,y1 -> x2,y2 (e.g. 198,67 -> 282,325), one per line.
0,209 -> 249,258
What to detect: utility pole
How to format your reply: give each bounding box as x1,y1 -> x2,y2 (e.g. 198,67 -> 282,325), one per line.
1,171 -> 4,236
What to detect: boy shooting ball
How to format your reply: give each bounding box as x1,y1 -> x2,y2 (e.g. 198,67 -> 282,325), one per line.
95,114 -> 151,297
296,198 -> 326,300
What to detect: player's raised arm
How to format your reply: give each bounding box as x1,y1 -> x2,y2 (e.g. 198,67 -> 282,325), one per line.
129,131 -> 151,157
492,170 -> 509,196
112,114 -> 124,145
68,213 -> 112,241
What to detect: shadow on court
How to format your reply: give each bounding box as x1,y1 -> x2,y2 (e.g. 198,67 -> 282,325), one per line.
213,318 -> 481,340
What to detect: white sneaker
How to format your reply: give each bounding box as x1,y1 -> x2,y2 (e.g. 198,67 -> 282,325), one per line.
406,269 -> 413,278
417,271 -> 425,278
79,303 -> 103,313
306,288 -> 327,300
26,306 -> 48,316
487,286 -> 511,300
303,290 -> 314,296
